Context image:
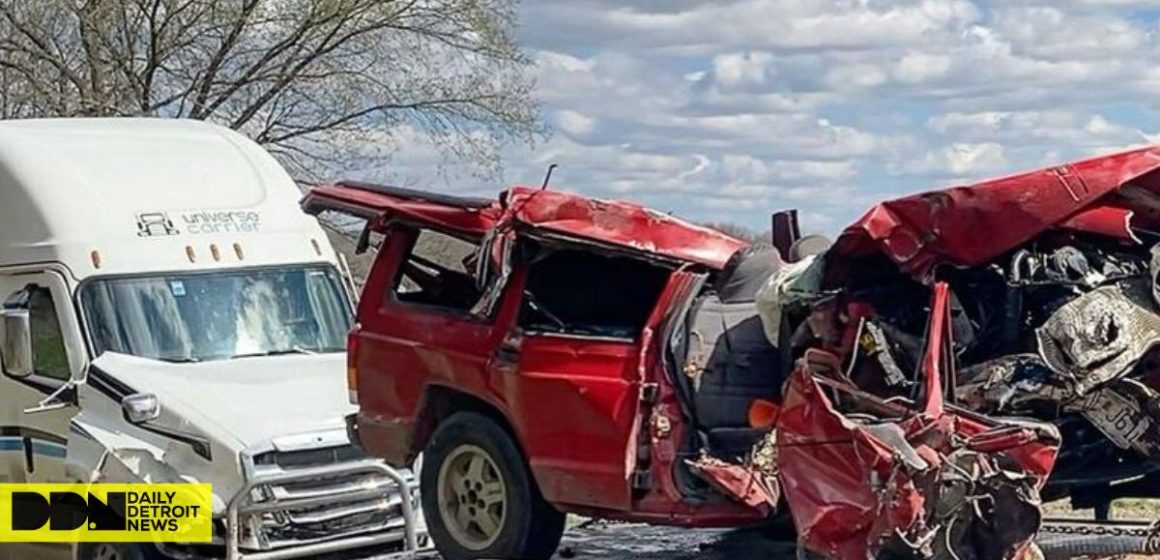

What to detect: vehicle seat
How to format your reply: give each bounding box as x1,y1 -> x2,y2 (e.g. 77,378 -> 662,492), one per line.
686,246 -> 785,456
787,234 -> 832,262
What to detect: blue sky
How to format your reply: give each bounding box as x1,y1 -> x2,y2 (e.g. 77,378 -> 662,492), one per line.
376,0 -> 1160,235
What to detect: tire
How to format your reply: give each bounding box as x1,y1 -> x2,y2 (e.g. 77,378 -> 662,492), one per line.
421,411 -> 566,560
78,543 -> 166,560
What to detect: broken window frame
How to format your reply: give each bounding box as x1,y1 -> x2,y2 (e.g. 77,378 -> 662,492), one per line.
469,227 -> 515,319
513,234 -> 679,343
385,224 -> 495,321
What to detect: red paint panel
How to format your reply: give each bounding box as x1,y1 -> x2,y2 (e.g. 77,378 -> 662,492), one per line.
352,228 -> 519,465
693,460 -> 779,512
777,363 -> 911,559
779,284 -> 1060,560
305,182 -> 746,268
500,334 -> 642,510
832,146 -> 1160,282
504,186 -> 746,269
1058,204 -> 1136,241
303,184 -> 500,234
625,270 -> 771,523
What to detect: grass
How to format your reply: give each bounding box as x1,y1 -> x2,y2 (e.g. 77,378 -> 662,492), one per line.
1112,499 -> 1160,520
1043,498 -> 1160,521
1044,500 -> 1160,521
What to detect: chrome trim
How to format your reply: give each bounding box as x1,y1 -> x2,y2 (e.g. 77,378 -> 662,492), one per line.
285,497 -> 395,525
267,474 -> 393,501
230,529 -> 407,560
225,459 -> 419,560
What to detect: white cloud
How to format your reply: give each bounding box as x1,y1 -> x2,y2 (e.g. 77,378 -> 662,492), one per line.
989,5 -> 1148,61
712,51 -> 774,87
927,110 -> 1144,148
893,142 -> 1008,176
824,63 -> 890,90
721,155 -> 858,182
367,1 -> 1160,234
522,0 -> 983,53
555,110 -> 596,136
893,53 -> 953,84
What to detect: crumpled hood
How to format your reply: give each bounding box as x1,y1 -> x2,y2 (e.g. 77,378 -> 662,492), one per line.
830,145 -> 1160,283
89,351 -> 354,452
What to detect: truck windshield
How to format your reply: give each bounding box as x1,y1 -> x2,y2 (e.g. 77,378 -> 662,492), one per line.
79,266 -> 351,363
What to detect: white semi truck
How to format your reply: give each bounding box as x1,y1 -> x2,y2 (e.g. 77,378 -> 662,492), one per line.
0,119 -> 423,560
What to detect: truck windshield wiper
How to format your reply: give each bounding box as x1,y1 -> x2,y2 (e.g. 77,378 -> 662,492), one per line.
230,347 -> 318,360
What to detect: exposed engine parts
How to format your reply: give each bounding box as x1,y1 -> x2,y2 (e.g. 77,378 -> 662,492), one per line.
732,238 -> 1160,560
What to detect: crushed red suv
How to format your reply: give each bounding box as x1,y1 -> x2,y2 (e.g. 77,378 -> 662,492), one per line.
303,183 -> 788,558
302,182 -> 1060,560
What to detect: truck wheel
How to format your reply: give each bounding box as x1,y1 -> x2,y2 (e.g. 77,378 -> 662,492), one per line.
421,411 -> 565,560
79,543 -> 166,560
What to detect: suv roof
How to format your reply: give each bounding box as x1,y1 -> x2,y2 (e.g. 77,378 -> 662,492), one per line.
304,182 -> 747,269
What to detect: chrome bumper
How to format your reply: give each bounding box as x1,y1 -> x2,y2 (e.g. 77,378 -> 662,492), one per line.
223,459 -> 420,560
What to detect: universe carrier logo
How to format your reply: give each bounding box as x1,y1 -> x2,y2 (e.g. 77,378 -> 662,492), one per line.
0,483 -> 212,543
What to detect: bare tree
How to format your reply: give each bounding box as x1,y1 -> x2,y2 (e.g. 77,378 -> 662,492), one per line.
702,221 -> 772,246
0,0 -> 541,176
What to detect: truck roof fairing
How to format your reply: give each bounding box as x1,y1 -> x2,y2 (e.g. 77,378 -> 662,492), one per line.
0,118 -> 337,278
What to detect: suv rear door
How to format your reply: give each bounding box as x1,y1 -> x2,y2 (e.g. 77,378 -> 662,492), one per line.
493,245 -> 708,512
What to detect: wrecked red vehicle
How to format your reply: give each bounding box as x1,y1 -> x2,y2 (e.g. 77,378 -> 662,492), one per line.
771,145 -> 1160,558
302,183 -> 768,560
303,179 -> 1067,560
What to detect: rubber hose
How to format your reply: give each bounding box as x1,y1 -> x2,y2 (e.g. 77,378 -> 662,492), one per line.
1038,534 -> 1150,560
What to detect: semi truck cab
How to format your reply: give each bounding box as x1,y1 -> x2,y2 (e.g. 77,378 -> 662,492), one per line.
0,119 -> 423,560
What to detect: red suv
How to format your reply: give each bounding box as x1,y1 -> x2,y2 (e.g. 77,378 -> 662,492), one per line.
304,181 -> 1062,560
303,183 -> 790,559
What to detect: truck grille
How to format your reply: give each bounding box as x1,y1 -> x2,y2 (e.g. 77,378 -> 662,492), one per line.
253,445 -> 363,469
247,445 -> 415,550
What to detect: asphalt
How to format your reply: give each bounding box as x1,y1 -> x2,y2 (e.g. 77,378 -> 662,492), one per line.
394,523 -> 800,560
380,520 -> 1158,560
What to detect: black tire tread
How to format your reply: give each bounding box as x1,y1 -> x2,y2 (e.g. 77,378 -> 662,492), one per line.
422,411 -> 565,560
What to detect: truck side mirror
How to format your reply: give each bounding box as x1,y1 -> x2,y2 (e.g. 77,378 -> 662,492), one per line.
1,308 -> 33,379
122,393 -> 162,424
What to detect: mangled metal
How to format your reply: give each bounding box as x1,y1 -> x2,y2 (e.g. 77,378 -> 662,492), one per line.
693,147 -> 1160,560
1073,380 -> 1160,457
955,354 -> 1062,413
754,253 -> 826,343
747,145 -> 1160,560
778,286 -> 1059,560
1036,281 -> 1160,397
307,149 -> 1160,560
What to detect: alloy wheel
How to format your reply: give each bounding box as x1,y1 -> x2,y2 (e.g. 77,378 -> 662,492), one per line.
436,444 -> 508,551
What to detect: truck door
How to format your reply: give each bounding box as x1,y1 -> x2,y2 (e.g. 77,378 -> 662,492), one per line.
0,270 -> 83,485
0,271 -> 84,560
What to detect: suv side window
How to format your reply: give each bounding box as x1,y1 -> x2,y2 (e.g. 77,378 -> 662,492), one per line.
392,228 -> 483,313
28,287 -> 71,381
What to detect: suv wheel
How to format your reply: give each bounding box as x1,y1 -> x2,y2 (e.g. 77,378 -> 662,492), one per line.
421,411 -> 565,560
